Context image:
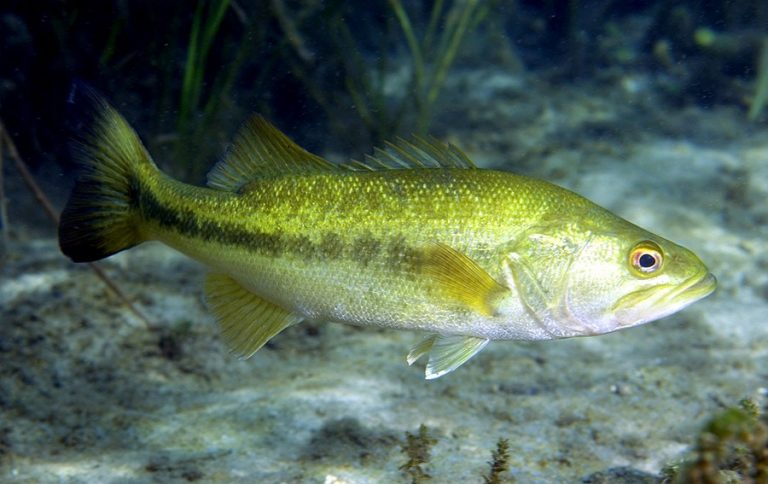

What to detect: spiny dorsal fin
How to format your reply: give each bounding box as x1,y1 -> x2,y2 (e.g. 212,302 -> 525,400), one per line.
422,244 -> 509,316
205,273 -> 302,357
207,115 -> 336,191
340,136 -> 476,171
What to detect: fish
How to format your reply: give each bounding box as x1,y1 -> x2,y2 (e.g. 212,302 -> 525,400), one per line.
58,92 -> 716,379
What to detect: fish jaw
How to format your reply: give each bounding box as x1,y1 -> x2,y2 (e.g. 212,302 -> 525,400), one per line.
611,269 -> 716,328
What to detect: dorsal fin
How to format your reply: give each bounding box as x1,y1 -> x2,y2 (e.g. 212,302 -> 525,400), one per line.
207,115 -> 336,191
340,136 -> 476,171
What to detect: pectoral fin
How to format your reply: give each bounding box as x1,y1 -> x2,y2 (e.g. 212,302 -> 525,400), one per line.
205,273 -> 302,358
422,243 -> 509,316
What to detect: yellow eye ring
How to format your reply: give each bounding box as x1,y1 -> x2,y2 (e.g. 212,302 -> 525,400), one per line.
629,242 -> 663,275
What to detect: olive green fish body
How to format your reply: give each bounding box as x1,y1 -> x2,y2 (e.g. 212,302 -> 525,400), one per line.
140,167 -> 606,340
59,94 -> 716,379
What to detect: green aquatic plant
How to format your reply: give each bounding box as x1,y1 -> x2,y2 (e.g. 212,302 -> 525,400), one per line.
172,0 -> 234,181
171,0 -> 262,181
0,123 -> 8,260
664,398 -> 768,483
279,0 -> 490,145
389,0 -> 488,134
98,13 -> 124,67
748,37 -> 768,121
179,0 -> 231,130
484,438 -> 511,484
399,425 -> 514,482
400,424 -> 437,483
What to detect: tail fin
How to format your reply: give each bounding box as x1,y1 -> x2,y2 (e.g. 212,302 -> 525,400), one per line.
59,88 -> 157,262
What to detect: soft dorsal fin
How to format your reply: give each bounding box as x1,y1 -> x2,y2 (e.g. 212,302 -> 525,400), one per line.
340,136 -> 476,171
207,115 -> 336,191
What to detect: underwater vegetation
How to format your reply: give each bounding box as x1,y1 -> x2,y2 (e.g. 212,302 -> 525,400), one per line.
484,438 -> 512,484
174,0 -> 239,181
342,0 -> 490,138
399,425 -> 511,483
4,0 -> 768,183
398,404 -> 768,484
664,399 -> 768,483
266,0 -> 495,149
644,0 -> 768,116
400,424 -> 437,482
1,1 -> 492,182
748,39 -> 768,121
178,0 -> 231,132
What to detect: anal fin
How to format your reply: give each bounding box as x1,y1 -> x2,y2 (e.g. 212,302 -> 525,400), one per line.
410,334 -> 489,380
205,273 -> 302,358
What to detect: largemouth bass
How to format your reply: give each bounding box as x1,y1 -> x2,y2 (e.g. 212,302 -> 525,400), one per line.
58,94 -> 716,379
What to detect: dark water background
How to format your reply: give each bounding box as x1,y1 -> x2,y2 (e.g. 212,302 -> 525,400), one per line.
2,1 -> 765,179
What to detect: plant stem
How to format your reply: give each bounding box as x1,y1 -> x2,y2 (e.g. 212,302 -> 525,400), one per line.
749,37 -> 768,121
418,0 -> 478,133
180,0 -> 203,127
389,0 -> 425,96
424,0 -> 446,55
180,0 -> 231,129
0,123 -> 7,260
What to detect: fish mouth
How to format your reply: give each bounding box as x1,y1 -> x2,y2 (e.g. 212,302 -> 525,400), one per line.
669,271 -> 717,305
613,270 -> 716,327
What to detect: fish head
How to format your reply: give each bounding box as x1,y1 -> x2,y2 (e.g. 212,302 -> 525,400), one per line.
609,235 -> 716,328
503,221 -> 716,338
557,225 -> 716,336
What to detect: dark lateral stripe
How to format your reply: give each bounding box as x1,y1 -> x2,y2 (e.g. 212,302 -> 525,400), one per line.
140,188 -> 279,251
138,188 -> 411,266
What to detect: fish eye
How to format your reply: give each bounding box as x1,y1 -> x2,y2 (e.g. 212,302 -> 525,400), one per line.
629,242 -> 663,275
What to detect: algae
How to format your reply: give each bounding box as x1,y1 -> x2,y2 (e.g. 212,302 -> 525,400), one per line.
484,438 -> 512,484
664,398 -> 768,483
400,424 -> 437,483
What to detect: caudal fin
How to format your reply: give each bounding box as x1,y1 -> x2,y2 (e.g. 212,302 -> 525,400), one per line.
59,89 -> 157,262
